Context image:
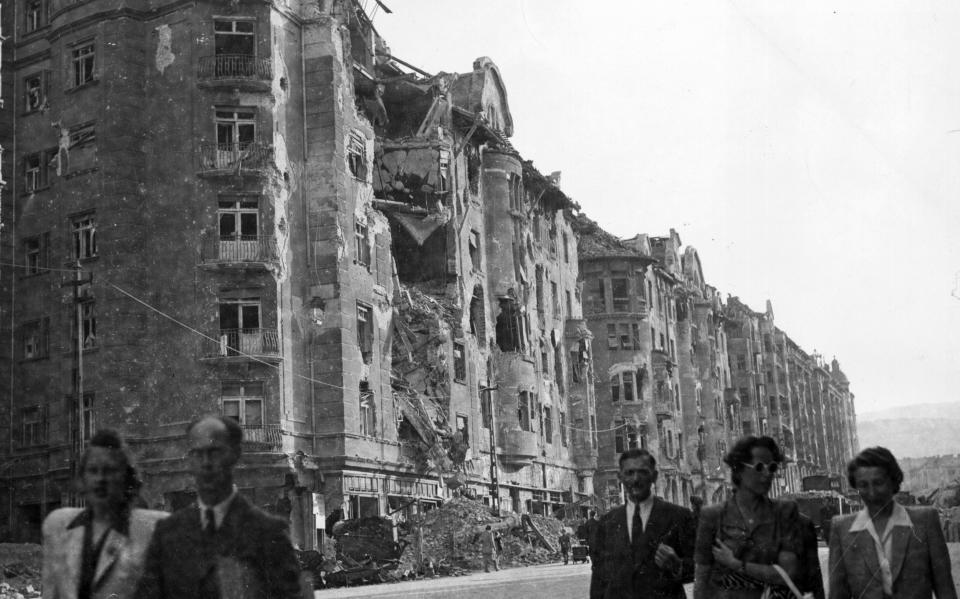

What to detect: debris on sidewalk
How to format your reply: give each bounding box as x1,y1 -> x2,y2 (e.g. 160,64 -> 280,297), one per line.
0,544 -> 42,599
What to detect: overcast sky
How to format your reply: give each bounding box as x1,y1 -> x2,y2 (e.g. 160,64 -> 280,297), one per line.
372,1 -> 960,415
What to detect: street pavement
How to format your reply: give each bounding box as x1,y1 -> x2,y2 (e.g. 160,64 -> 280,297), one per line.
315,547 -> 833,598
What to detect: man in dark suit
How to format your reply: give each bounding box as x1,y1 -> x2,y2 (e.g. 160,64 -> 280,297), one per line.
137,416 -> 303,599
590,448 -> 696,599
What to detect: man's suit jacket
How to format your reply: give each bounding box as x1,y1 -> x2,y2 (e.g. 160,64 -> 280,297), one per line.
828,505 -> 957,599
590,497 -> 696,599
42,507 -> 169,599
136,493 -> 303,599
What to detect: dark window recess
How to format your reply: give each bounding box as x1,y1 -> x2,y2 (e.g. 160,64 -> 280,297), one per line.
355,219 -> 370,266
468,230 -> 481,271
615,419 -> 626,454
25,72 -> 48,113
23,233 -> 49,275
611,278 -> 629,311
71,42 -> 96,88
495,298 -> 524,352
348,131 -> 367,179
453,342 -> 466,382
469,286 -> 486,339
553,344 -> 564,395
21,318 -> 50,359
559,412 -> 567,447
480,387 -> 492,429
518,391 -> 531,432
535,267 -> 545,312
544,406 -> 553,442
25,0 -> 46,33
20,406 -> 48,447
357,304 -> 373,364
359,381 -> 375,436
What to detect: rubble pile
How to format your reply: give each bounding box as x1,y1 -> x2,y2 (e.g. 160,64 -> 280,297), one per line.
0,545 -> 41,599
396,497 -> 566,575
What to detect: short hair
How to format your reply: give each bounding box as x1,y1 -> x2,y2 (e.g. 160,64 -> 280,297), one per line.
186,415 -> 244,454
724,435 -> 784,487
485,525 -> 491,530
618,448 -> 656,471
78,429 -> 142,504
847,446 -> 903,493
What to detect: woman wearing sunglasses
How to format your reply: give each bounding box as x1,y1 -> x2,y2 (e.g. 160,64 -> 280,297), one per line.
693,435 -> 805,599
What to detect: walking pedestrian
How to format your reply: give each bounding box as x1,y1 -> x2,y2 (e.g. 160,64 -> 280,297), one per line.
558,529 -> 572,565
479,525 -> 500,572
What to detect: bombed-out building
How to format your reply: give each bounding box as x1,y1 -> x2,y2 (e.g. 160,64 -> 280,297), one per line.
0,0 -> 599,543
577,218 -> 858,506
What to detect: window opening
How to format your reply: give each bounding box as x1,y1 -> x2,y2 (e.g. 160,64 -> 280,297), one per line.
72,42 -> 95,87
221,380 -> 264,425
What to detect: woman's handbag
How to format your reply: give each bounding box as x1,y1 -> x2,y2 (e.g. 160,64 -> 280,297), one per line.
761,564 -> 814,599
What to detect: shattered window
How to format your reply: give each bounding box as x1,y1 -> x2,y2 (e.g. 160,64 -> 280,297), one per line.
72,299 -> 96,350
25,73 -> 46,112
216,109 -> 256,152
21,318 -> 49,360
619,323 -> 632,349
570,348 -> 582,383
354,219 -> 370,267
357,303 -> 373,364
359,381 -> 376,436
24,153 -> 44,192
348,130 -> 367,180
544,406 -> 553,443
554,344 -> 564,394
453,342 -> 466,383
480,387 -> 492,429
611,277 -> 629,312
221,380 -> 264,426
21,406 -> 46,447
438,149 -> 450,194
560,412 -> 567,447
71,41 -> 96,88
518,391 -> 531,432
456,415 -> 469,445
72,215 -> 97,259
23,235 -> 45,275
25,0 -> 45,33
469,230 -> 481,271
470,286 -> 485,338
495,298 -> 524,352
214,19 -> 256,59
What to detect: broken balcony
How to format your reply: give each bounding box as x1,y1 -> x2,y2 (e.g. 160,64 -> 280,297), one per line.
197,55 -> 272,92
198,142 -> 273,177
498,428 -> 539,465
200,328 -> 281,363
240,423 -> 283,452
199,236 -> 279,270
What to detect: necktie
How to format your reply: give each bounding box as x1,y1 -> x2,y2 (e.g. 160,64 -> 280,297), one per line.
632,505 -> 643,548
204,508 -> 217,535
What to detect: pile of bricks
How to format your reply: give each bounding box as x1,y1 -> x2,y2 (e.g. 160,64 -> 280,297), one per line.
0,545 -> 41,599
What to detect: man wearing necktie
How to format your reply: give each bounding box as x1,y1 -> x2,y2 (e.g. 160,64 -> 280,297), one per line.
137,416 -> 304,599
590,448 -> 696,598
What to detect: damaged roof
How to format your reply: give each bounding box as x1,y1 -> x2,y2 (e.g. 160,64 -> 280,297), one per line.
522,160 -> 578,212
572,214 -> 648,260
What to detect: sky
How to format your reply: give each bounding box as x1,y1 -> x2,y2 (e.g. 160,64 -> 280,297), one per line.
371,0 -> 960,415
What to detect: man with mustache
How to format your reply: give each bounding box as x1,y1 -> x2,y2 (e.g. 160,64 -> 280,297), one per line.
590,448 -> 696,598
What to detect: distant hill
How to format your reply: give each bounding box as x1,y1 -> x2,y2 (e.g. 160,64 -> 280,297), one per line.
857,402 -> 960,458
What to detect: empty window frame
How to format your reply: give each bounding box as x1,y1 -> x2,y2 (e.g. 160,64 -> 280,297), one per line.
562,232 -> 570,263
543,406 -> 553,443
354,219 -> 370,267
25,0 -> 46,33
610,371 -> 636,402
611,277 -> 629,312
347,130 -> 367,179
71,41 -> 96,88
221,380 -> 264,425
357,303 -> 373,363
21,318 -> 50,360
24,152 -> 48,192
559,412 -> 567,447
21,406 -> 47,446
22,233 -> 49,275
359,381 -> 376,436
453,342 -> 466,383
214,19 -> 256,56
480,387 -> 492,429
72,215 -> 97,259
73,300 -> 97,349
517,391 -> 531,432
216,108 -> 256,149
437,149 -> 450,193
468,230 -> 481,271
455,414 -> 469,445
24,72 -> 48,113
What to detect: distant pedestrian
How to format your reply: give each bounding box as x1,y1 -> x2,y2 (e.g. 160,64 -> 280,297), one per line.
558,530 -> 572,564
479,525 -> 500,572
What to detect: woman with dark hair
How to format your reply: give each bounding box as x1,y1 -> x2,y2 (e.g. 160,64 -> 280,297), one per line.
829,446 -> 956,599
42,429 -> 168,599
693,435 -> 805,599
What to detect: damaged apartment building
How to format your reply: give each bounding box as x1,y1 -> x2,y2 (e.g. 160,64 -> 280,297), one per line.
0,0 -> 598,543
575,220 -> 859,506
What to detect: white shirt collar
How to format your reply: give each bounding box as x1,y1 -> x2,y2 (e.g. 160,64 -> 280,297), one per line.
198,485 -> 238,530
625,494 -> 656,540
849,501 -> 913,534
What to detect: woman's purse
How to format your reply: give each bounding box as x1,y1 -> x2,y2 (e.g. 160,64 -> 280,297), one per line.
761,564 -> 814,599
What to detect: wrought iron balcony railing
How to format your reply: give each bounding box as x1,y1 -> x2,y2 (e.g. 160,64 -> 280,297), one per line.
200,236 -> 279,265
240,423 -> 282,451
198,55 -> 272,81
198,142 -> 272,173
201,328 -> 280,360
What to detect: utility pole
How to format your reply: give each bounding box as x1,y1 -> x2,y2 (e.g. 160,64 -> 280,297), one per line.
62,262 -> 92,506
481,385 -> 499,514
